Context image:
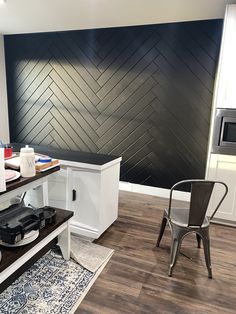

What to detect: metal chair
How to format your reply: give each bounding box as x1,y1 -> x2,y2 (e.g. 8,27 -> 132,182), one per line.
156,180 -> 228,278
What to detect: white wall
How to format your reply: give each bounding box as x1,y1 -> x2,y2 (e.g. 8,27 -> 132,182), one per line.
119,181 -> 190,202
0,34 -> 9,143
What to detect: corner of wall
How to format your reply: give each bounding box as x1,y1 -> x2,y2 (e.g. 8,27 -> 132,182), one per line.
0,34 -> 10,143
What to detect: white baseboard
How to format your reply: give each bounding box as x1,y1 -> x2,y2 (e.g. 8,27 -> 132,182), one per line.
119,181 -> 190,202
70,221 -> 99,239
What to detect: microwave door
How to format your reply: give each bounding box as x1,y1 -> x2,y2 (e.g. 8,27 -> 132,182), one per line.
220,118 -> 236,147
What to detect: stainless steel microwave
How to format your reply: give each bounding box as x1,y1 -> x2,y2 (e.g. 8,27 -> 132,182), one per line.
212,108 -> 236,155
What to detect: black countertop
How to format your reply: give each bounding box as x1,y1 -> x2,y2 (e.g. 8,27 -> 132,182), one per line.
11,143 -> 120,166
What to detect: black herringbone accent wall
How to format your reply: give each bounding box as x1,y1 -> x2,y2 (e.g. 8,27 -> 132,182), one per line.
4,20 -> 222,188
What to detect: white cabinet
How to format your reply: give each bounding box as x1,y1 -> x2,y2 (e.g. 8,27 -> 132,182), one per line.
207,153 -> 236,224
21,145 -> 122,239
215,5 -> 236,109
205,5 -> 236,226
47,157 -> 121,238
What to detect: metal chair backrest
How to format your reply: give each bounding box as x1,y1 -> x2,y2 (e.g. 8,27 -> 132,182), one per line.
168,180 -> 228,227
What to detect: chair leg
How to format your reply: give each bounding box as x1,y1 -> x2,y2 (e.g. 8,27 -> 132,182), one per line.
168,236 -> 182,277
156,214 -> 167,247
202,229 -> 212,279
196,233 -> 201,248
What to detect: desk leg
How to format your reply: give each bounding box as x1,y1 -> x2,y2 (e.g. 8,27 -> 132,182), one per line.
58,221 -> 70,260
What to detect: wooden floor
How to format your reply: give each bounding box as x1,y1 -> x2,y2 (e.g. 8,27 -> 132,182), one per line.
76,191 -> 236,314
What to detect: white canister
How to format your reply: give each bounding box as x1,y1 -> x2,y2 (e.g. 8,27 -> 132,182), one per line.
20,145 -> 36,177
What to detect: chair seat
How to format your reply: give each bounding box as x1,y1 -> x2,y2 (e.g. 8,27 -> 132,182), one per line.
164,208 -> 210,228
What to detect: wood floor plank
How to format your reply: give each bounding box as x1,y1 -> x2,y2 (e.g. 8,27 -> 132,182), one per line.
75,191 -> 236,314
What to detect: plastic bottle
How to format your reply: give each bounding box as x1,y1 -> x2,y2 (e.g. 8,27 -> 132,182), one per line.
20,145 -> 36,177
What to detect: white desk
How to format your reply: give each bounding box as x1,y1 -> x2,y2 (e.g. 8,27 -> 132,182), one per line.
0,167 -> 73,289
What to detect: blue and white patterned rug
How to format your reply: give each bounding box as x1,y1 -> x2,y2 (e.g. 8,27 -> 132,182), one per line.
0,249 -> 96,314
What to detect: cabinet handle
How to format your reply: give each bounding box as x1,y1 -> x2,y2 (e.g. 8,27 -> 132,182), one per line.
72,189 -> 76,201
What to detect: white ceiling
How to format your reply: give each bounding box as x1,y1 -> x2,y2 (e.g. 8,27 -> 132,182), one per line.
0,0 -> 236,35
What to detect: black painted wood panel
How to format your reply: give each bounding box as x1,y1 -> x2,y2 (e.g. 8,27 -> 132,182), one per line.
4,20 -> 223,189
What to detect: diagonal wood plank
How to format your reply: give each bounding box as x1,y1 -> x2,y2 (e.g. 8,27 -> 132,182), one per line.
5,20 -> 222,189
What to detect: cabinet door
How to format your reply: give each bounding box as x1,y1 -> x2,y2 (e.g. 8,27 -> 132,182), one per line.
23,168 -> 67,209
207,154 -> 236,222
68,168 -> 100,237
48,167 -> 67,209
